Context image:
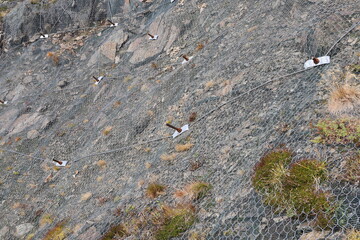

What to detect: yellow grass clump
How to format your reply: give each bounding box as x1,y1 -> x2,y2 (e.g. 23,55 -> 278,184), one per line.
175,143 -> 194,152
346,229 -> 360,240
46,52 -> 60,66
160,153 -> 177,161
42,220 -> 70,240
327,84 -> 360,114
102,126 -> 113,135
174,182 -> 211,200
96,160 -> 107,168
146,183 -> 166,199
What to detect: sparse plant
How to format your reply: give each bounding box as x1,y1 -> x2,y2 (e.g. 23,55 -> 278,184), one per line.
195,43 -> 204,51
113,101 -> 121,108
42,220 -> 70,240
345,229 -> 360,240
154,204 -> 196,240
0,6 -> 8,21
310,118 -> 360,145
96,160 -> 107,168
327,84 -> 360,114
160,153 -> 177,161
189,231 -> 206,240
189,112 -> 197,122
146,183 -> 166,199
101,224 -> 128,240
39,214 -> 54,227
102,126 -> 113,136
343,153 -> 360,183
189,160 -> 203,171
175,143 -> 194,152
46,52 -> 60,66
151,62 -> 159,69
204,81 -> 215,90
350,64 -> 360,74
175,182 -> 212,201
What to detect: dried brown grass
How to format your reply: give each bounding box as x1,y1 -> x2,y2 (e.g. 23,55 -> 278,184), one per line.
175,143 -> 194,152
160,153 -> 177,161
328,84 -> 360,114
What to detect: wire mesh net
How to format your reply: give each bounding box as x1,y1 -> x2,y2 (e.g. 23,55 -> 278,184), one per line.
0,0 -> 359,239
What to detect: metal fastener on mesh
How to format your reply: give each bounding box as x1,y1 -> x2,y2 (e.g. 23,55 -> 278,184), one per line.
93,76 -> 104,85
166,123 -> 190,138
53,159 -> 68,167
107,19 -> 118,27
148,33 -> 159,40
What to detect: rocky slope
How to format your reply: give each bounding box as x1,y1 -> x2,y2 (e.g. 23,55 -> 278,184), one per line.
0,0 -> 359,239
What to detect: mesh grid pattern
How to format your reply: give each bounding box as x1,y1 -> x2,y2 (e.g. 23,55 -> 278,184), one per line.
0,0 -> 359,239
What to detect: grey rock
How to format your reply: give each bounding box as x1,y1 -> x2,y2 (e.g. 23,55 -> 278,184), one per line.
57,80 -> 69,88
78,226 -> 100,240
27,129 -> 40,139
23,75 -> 33,84
0,226 -> 9,238
15,223 -> 33,237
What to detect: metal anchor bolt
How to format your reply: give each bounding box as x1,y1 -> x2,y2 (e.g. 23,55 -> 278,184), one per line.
53,159 -> 63,165
313,57 -> 320,64
182,55 -> 190,61
166,123 -> 182,133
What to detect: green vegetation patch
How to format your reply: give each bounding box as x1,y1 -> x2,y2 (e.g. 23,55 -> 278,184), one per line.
350,64 -> 360,74
102,205 -> 196,240
252,149 -> 335,228
101,224 -> 128,240
343,153 -> 360,183
252,149 -> 292,192
155,206 -> 196,240
310,118 -> 360,145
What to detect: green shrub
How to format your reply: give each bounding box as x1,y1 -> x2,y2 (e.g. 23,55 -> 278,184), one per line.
252,149 -> 292,192
253,149 -> 335,228
311,119 -> 360,145
155,205 -> 196,240
101,224 -> 127,240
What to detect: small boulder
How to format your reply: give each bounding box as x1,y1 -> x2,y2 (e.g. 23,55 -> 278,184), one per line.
15,223 -> 33,237
27,130 -> 40,139
57,80 -> 68,89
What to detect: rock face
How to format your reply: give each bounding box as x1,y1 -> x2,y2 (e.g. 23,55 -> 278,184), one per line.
0,0 -> 359,239
88,29 -> 128,66
3,0 -> 108,47
127,13 -> 180,64
15,223 -> 33,237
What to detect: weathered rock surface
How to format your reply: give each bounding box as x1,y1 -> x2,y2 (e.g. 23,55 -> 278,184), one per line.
15,223 -> 33,237
0,0 -> 359,239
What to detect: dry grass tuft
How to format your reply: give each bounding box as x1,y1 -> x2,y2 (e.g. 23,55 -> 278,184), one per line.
175,143 -> 194,152
174,182 -> 211,200
113,101 -> 121,108
96,160 -> 107,168
346,229 -> 360,240
196,43 -> 204,51
42,220 -> 70,240
39,214 -> 54,227
146,183 -> 166,199
79,192 -> 92,202
160,153 -> 177,161
189,112 -> 197,122
327,84 -> 360,114
204,81 -> 215,90
46,52 -> 60,66
102,126 -> 113,136
343,153 -> 360,183
151,62 -> 159,69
